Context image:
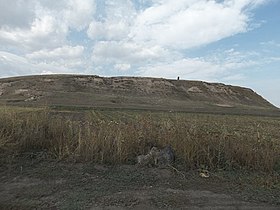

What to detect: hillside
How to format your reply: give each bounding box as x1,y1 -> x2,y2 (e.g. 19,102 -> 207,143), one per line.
0,74 -> 279,116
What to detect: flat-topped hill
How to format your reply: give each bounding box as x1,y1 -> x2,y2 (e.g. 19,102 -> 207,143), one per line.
0,74 -> 279,116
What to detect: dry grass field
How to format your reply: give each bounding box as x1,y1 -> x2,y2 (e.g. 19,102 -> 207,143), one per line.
0,106 -> 280,209
1,107 -> 280,171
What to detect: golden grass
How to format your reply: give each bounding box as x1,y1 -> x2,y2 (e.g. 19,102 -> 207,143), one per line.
0,107 -> 280,172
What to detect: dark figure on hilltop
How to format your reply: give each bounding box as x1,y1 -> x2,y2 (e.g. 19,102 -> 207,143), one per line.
177,76 -> 180,81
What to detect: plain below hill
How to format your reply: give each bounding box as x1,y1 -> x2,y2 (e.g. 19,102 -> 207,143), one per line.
0,74 -> 279,116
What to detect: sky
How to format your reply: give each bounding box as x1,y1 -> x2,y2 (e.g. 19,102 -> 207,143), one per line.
0,0 -> 279,107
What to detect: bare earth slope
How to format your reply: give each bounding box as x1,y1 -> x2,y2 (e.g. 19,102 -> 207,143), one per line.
0,74 -> 279,115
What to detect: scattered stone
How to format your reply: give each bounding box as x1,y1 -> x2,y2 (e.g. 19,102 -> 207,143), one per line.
14,89 -> 29,95
136,145 -> 175,167
187,86 -> 203,93
137,154 -> 153,167
156,145 -> 175,167
198,169 -> 210,178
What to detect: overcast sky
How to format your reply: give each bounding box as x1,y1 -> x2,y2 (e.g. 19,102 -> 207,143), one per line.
0,0 -> 279,107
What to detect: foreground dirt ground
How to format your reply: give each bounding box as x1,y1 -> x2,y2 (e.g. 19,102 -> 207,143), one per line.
1,158 -> 279,210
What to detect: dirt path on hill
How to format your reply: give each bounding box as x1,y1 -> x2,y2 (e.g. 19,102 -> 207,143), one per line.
0,160 -> 279,210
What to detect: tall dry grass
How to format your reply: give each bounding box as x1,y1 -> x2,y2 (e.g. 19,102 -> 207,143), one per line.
0,108 -> 279,172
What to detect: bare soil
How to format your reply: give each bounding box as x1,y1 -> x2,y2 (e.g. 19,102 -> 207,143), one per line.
1,157 -> 279,210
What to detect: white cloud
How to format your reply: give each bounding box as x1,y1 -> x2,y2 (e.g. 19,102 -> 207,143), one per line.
63,0 -> 96,31
36,0 -> 96,31
0,14 -> 66,51
87,0 -> 135,41
0,0 -> 95,52
41,70 -> 55,75
92,41 -> 176,65
87,20 -> 130,41
0,51 -> 80,77
0,51 -> 38,77
114,63 -> 131,71
0,0 -> 266,69
138,58 -> 222,81
221,74 -> 246,82
207,48 -> 261,69
129,0 -> 257,49
25,45 -> 85,69
26,45 -> 84,60
0,0 -> 36,28
86,0 -> 268,77
137,48 -> 264,81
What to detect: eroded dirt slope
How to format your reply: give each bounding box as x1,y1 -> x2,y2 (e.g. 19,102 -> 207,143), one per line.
0,75 -> 278,115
